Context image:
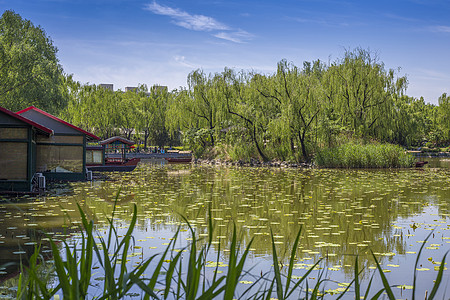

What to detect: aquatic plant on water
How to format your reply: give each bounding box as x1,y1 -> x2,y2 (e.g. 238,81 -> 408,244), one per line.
17,199 -> 448,299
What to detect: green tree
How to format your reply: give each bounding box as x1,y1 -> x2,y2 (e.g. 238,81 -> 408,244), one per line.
254,60 -> 324,161
221,68 -> 271,161
437,93 -> 450,144
388,95 -> 427,147
62,83 -> 121,139
118,90 -> 139,140
326,48 -> 404,141
135,85 -> 171,149
167,70 -> 226,156
0,10 -> 66,114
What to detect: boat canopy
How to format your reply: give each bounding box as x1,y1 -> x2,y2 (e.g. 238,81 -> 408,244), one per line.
99,136 -> 134,146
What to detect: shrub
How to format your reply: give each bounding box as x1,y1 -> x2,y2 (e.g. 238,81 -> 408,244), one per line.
315,142 -> 415,168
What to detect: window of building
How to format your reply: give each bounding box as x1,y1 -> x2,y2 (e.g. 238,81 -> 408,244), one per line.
0,142 -> 28,180
37,145 -> 83,173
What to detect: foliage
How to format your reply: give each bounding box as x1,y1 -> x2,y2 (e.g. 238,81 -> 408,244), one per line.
314,141 -> 415,168
437,93 -> 450,144
61,83 -> 174,147
181,127 -> 213,158
0,10 -> 66,114
325,48 -> 405,141
166,48 -> 448,162
55,45 -> 449,162
4,8 -> 449,161
252,60 -> 324,162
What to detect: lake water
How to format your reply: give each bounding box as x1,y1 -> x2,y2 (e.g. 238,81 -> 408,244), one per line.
0,160 -> 449,298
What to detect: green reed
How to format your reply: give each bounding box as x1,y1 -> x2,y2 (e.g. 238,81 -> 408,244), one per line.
17,201 -> 447,299
315,142 -> 415,168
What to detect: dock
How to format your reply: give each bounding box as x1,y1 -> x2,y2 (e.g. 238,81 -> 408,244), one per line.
106,151 -> 193,162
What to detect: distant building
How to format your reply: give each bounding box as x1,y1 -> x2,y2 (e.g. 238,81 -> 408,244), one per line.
99,84 -> 114,91
98,83 -> 169,94
125,86 -> 138,92
152,85 -> 168,93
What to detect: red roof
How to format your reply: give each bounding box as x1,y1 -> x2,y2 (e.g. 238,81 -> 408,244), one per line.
16,106 -> 100,140
99,136 -> 135,145
0,106 -> 53,135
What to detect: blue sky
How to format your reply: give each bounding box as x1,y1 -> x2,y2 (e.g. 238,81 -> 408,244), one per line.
2,0 -> 450,104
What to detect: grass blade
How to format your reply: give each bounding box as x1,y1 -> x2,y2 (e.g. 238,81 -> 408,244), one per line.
284,226 -> 302,299
371,250 -> 395,300
285,258 -> 322,299
363,273 -> 375,300
412,231 -> 433,300
270,229 -> 284,300
354,256 -> 360,300
427,251 -> 448,300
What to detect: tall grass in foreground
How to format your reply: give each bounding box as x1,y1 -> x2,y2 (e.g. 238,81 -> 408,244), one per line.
315,142 -> 415,168
17,203 -> 447,299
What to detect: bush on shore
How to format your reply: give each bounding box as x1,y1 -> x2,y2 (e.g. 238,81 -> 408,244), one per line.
315,142 -> 415,168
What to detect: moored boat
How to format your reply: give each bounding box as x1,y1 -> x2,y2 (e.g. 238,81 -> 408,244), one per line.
165,157 -> 192,163
87,157 -> 140,172
86,136 -> 140,172
415,161 -> 428,168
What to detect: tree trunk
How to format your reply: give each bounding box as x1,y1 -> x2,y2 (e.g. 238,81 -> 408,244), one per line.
298,132 -> 308,162
210,127 -> 215,148
253,124 -> 268,162
144,130 -> 149,151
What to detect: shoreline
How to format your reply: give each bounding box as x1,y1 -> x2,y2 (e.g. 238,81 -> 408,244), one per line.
192,158 -> 312,168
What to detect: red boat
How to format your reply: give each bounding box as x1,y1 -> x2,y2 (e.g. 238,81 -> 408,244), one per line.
86,136 -> 140,172
165,157 -> 192,163
415,161 -> 428,168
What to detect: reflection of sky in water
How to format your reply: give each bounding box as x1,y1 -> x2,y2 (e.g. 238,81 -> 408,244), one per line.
81,204 -> 449,299
0,163 -> 449,298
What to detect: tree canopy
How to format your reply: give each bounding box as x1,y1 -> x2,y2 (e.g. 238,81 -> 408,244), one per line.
0,10 -> 66,114
1,10 -> 448,159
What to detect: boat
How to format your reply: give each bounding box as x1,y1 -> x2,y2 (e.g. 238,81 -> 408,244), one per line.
415,161 -> 428,168
87,157 -> 140,172
86,137 -> 140,172
165,156 -> 192,163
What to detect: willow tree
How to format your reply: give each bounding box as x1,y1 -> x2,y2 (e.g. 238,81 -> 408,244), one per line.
219,68 -> 272,161
0,10 -> 66,114
62,83 -> 122,139
383,95 -> 430,146
135,85 -> 171,149
252,60 -> 324,161
326,48 -> 404,141
118,90 -> 140,140
166,70 -> 226,156
437,93 -> 450,144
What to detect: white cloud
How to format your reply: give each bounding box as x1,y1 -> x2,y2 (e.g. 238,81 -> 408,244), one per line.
145,1 -> 229,32
383,13 -> 420,23
214,30 -> 253,43
289,16 -> 349,27
144,1 -> 253,43
429,25 -> 450,33
173,55 -> 197,68
414,68 -> 450,81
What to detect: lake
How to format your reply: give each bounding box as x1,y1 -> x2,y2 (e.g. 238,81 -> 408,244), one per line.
0,159 -> 449,298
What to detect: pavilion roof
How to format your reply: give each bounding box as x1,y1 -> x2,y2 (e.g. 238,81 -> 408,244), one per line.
0,106 -> 53,135
16,106 -> 100,140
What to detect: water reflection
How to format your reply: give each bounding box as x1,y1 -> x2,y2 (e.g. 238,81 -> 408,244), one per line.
78,164 -> 449,272
426,157 -> 450,169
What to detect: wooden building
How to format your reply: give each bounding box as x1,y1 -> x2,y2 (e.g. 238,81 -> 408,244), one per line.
0,106 -> 53,193
16,106 -> 100,182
